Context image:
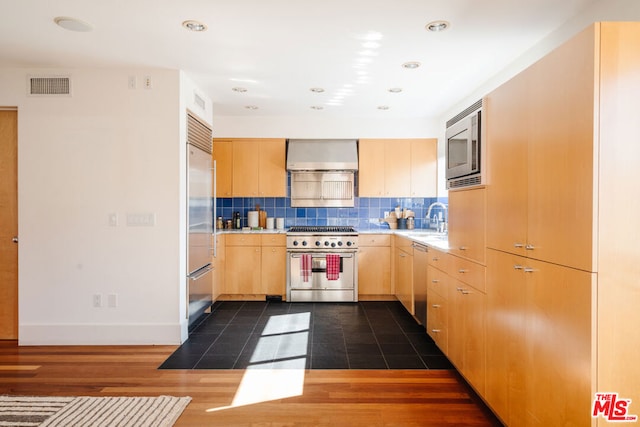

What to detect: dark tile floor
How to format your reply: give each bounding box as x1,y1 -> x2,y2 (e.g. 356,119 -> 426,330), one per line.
159,300 -> 453,370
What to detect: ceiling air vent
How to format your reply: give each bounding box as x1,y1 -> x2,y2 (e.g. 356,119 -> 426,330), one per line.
27,75 -> 71,96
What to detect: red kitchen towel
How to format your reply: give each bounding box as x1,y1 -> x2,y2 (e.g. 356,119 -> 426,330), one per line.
326,254 -> 340,280
301,254 -> 312,282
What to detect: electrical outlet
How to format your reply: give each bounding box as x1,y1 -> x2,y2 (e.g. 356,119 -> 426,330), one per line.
93,294 -> 103,308
107,294 -> 118,308
108,213 -> 118,226
143,75 -> 152,89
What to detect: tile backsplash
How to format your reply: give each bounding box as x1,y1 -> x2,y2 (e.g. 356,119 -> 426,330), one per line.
215,196 -> 448,230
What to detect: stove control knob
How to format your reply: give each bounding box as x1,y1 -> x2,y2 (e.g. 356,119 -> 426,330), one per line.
315,241 -> 321,246
331,242 -> 336,248
302,241 -> 308,246
293,241 -> 299,246
346,241 -> 352,247
338,241 -> 343,246
324,241 -> 330,246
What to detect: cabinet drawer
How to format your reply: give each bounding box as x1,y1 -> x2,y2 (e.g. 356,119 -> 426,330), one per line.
261,234 -> 286,246
450,256 -> 486,292
360,234 -> 391,247
226,234 -> 262,246
427,290 -> 447,351
427,265 -> 449,298
427,248 -> 449,270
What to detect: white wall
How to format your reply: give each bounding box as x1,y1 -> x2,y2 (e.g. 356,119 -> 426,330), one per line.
0,67 -> 200,345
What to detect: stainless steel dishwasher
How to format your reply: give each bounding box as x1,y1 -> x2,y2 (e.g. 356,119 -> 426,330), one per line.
412,242 -> 428,327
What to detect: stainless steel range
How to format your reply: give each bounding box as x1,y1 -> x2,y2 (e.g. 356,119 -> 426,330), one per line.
286,226 -> 358,302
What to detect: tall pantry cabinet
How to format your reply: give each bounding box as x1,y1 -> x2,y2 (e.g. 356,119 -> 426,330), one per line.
484,22 -> 640,426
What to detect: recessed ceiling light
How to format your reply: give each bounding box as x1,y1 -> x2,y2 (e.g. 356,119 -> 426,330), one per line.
388,88 -> 403,93
377,105 -> 390,110
232,87 -> 247,93
402,61 -> 421,69
182,20 -> 207,32
310,87 -> 325,93
244,105 -> 259,110
426,20 -> 450,32
310,106 -> 324,110
53,16 -> 93,32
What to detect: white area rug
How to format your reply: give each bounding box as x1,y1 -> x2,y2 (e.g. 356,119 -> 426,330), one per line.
0,395 -> 191,426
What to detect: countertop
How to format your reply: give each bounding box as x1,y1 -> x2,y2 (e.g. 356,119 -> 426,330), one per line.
215,228 -> 450,250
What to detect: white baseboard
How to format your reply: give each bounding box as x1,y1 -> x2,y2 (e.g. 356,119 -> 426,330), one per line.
18,322 -> 184,345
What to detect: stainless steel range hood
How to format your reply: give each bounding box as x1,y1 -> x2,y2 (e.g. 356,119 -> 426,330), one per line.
286,139 -> 358,171
286,139 -> 358,207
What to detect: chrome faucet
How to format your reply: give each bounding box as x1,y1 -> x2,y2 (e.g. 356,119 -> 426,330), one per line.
426,202 -> 448,233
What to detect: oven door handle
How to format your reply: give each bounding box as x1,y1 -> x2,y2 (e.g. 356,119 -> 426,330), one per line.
289,253 -> 354,259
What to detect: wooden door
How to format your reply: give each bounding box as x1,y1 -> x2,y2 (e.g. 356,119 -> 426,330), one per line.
410,138 -> 437,197
485,72 -> 529,256
358,245 -> 391,295
258,139 -> 286,197
358,139 -> 386,196
485,249 -> 528,426
0,109 -> 18,339
526,258 -> 593,426
462,283 -> 486,396
527,26 -> 595,272
395,247 -> 413,315
212,139 -> 233,197
224,246 -> 261,294
261,246 -> 286,297
232,139 -> 260,196
384,140 -> 411,197
448,187 -> 486,264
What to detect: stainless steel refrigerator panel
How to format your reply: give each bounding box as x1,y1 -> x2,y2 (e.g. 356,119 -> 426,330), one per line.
187,145 -> 212,275
187,265 -> 213,327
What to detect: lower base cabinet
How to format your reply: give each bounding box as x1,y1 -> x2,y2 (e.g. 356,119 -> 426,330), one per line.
358,234 -> 392,296
485,249 -> 593,426
395,245 -> 414,315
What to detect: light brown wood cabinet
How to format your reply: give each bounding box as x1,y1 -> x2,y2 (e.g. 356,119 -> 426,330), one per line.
260,234 -> 286,297
224,234 -> 262,295
394,236 -> 414,315
213,138 -> 286,198
448,187 -> 486,264
483,22 -> 640,426
486,249 -> 593,426
212,139 -> 233,197
485,29 -> 593,271
359,139 -> 437,197
426,261 -> 449,352
358,234 -> 392,296
219,233 -> 287,298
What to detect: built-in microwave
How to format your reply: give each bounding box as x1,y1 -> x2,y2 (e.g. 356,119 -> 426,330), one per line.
445,100 -> 483,189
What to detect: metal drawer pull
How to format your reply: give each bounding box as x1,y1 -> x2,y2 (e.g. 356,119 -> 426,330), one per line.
514,243 -> 524,248
432,279 -> 440,283
431,329 -> 441,333
459,246 -> 468,251
523,267 -> 535,273
432,304 -> 441,308
458,269 -> 468,274
461,290 -> 471,295
525,244 -> 535,250
432,257 -> 439,261
456,287 -> 463,292
514,265 -> 524,270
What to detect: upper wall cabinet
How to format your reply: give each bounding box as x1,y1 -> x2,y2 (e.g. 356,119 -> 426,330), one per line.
359,138 -> 437,198
213,138 -> 287,198
485,25 -> 595,272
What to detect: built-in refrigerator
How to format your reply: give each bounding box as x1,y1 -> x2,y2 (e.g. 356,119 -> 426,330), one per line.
186,112 -> 213,328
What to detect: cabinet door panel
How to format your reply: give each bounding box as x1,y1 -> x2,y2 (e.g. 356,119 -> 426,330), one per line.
485,75 -> 528,255
410,138 -> 437,197
527,29 -> 595,271
258,139 -> 286,197
232,140 -> 260,196
224,246 -> 261,294
261,246 -> 286,296
384,140 -> 411,197
358,246 -> 391,295
358,139 -> 386,196
213,139 -> 233,197
448,187 -> 486,263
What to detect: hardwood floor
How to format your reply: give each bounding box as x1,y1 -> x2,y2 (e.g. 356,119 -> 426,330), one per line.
0,341 -> 502,426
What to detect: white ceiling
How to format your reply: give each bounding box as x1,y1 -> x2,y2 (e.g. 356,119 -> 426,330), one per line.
1,0 -> 600,119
